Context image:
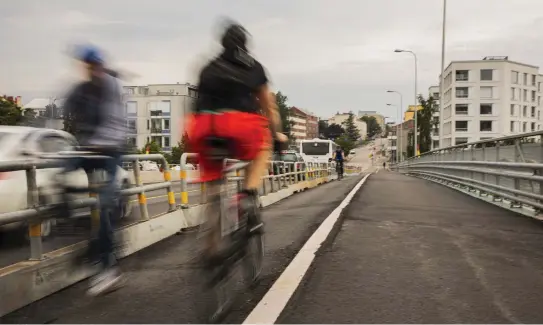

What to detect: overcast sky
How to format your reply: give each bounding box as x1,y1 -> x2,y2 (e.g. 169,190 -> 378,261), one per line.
2,0 -> 543,121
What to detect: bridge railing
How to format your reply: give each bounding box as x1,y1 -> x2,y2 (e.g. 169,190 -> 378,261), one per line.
395,131 -> 543,213
1,153 -> 338,263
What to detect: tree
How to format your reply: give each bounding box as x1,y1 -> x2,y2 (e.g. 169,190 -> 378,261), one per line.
335,134 -> 356,157
342,111 -> 360,142
275,91 -> 293,138
360,116 -> 382,139
141,141 -> 162,154
416,94 -> 438,154
325,123 -> 345,140
318,120 -> 328,138
0,97 -> 25,126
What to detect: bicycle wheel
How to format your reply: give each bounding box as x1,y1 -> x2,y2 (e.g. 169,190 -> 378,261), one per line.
243,230 -> 264,287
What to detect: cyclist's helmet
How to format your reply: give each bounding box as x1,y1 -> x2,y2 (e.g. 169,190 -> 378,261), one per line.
221,23 -> 249,51
73,44 -> 104,65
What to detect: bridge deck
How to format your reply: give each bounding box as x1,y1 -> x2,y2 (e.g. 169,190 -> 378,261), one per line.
279,172 -> 543,323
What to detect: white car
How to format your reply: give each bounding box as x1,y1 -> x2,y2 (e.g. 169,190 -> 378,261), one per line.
0,126 -> 134,238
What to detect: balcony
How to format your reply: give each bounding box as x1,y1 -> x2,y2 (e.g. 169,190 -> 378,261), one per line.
151,127 -> 162,133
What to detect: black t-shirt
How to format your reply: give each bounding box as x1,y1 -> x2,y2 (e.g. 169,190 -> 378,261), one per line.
194,50 -> 268,114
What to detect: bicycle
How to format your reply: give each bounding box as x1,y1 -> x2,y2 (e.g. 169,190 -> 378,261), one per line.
198,137 -> 265,323
336,160 -> 344,180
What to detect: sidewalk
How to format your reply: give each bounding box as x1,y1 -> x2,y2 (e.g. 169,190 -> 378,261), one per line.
278,172 -> 543,323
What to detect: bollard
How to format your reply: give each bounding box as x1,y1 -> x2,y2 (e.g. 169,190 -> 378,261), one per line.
163,167 -> 176,212
133,159 -> 150,220
26,167 -> 42,260
236,169 -> 242,192
180,168 -> 188,207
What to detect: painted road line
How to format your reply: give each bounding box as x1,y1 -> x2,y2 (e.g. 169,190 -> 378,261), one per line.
242,173 -> 372,325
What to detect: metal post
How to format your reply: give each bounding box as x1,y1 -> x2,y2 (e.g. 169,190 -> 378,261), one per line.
439,0 -> 447,153
133,159 -> 149,220
26,167 -> 42,260
162,163 -> 176,212
180,154 -> 189,208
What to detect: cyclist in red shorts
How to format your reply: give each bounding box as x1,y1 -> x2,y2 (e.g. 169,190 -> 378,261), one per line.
186,21 -> 287,261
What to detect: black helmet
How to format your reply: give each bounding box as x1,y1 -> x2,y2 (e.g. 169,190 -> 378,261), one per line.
221,22 -> 249,51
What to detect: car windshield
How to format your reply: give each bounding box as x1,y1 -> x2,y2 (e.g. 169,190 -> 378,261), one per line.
274,153 -> 298,162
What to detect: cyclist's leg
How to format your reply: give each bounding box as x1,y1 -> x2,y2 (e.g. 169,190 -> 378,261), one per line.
88,152 -> 123,295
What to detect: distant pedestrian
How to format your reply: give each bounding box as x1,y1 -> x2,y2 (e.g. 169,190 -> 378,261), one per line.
382,162 -> 386,169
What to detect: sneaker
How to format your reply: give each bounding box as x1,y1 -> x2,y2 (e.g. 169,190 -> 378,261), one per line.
87,267 -> 124,296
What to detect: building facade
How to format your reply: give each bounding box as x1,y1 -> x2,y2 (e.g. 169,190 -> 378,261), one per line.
428,85 -> 440,149
288,106 -> 319,142
439,56 -> 543,147
123,83 -> 198,151
358,111 -> 385,132
328,113 -> 367,140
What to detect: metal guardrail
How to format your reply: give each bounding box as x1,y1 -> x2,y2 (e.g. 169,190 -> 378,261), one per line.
1,152 -> 341,262
395,131 -> 543,214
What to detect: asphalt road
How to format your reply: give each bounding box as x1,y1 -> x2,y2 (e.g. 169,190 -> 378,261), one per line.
279,171 -> 543,323
1,175 -> 365,324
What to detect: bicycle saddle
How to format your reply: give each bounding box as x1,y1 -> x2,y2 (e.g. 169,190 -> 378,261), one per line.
204,136 -> 235,161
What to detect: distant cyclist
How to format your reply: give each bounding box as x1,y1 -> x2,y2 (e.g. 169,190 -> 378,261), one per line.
62,44 -> 126,296
186,21 -> 286,264
333,146 -> 344,177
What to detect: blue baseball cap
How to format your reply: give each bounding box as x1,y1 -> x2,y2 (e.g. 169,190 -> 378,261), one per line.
73,44 -> 104,65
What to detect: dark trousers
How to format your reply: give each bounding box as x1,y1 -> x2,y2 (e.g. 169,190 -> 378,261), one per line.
63,151 -> 121,269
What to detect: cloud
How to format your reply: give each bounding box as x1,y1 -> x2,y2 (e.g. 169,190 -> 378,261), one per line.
2,0 -> 543,119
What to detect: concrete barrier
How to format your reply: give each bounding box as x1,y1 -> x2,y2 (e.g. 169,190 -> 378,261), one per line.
0,174 -> 337,317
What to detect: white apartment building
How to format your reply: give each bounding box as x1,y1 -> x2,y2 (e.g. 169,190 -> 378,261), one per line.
440,56 -> 543,147
428,85 -> 440,149
358,111 -> 385,132
123,83 -> 198,151
328,113 -> 367,140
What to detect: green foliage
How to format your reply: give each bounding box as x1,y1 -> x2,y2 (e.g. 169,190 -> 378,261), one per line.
0,97 -> 27,126
416,94 -> 438,154
275,91 -> 293,138
321,123 -> 345,140
342,111 -> 360,142
360,116 -> 382,139
335,134 -> 356,157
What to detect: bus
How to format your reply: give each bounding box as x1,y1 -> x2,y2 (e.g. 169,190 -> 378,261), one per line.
299,138 -> 339,163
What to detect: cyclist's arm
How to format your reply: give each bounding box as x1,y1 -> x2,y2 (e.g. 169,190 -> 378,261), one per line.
257,84 -> 281,133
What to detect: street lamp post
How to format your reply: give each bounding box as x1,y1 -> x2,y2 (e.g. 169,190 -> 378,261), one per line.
439,0 -> 447,151
387,90 -> 403,162
394,49 -> 418,157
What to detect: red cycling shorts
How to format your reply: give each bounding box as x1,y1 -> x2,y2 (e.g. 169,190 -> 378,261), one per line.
186,111 -> 271,182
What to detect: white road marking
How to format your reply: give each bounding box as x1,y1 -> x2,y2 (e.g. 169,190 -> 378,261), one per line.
242,173 -> 372,324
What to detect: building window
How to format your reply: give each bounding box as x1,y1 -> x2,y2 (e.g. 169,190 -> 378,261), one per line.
523,122 -> 527,132
147,120 -> 150,130
539,111 -> 541,120
480,104 -> 492,115
523,106 -> 527,117
455,137 -> 469,145
455,104 -> 468,115
127,119 -> 136,132
511,87 -> 516,100
455,121 -> 468,132
480,86 -> 493,98
432,92 -> 440,99
480,69 -> 493,81
532,122 -> 536,131
126,137 -> 136,147
480,121 -> 492,132
164,136 -> 170,148
523,89 -> 528,102
532,74 -> 537,86
188,88 -> 198,98
125,87 -> 135,95
511,71 -> 519,84
126,101 -> 137,115
532,106 -> 536,118
510,121 -> 515,132
532,90 -> 536,102
510,104 -> 515,116
455,87 -> 469,98
523,73 -> 528,85
455,70 -> 469,81
164,119 -> 170,130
